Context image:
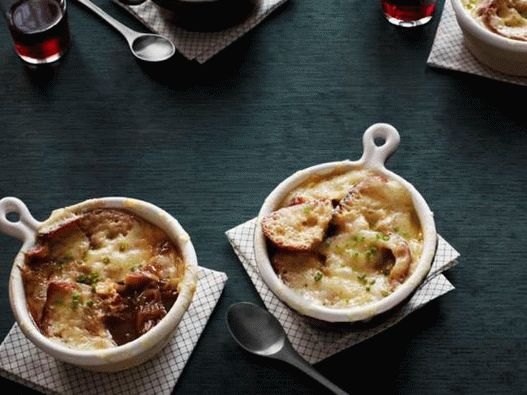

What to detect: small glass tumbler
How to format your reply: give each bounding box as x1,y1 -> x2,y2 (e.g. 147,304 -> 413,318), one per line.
2,0 -> 70,64
382,0 -> 438,27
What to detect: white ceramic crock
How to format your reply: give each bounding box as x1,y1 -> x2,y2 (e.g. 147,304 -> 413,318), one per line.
0,197 -> 199,372
452,0 -> 527,76
254,123 -> 437,323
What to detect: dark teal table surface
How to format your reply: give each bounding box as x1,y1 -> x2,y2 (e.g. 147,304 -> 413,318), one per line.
1,0 -> 526,393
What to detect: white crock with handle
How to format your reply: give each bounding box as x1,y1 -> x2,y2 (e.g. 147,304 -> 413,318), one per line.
0,197 -> 198,372
254,123 -> 437,323
451,0 -> 527,77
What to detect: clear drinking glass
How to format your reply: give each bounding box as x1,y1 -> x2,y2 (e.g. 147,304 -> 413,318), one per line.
2,0 -> 70,64
382,0 -> 438,27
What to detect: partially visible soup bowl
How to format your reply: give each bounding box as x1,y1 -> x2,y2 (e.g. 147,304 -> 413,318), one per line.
0,197 -> 198,372
150,0 -> 256,31
452,0 -> 527,76
254,123 -> 437,323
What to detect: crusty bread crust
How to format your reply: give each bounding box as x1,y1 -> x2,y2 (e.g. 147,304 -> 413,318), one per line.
262,199 -> 333,251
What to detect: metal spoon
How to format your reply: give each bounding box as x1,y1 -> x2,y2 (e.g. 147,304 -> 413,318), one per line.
74,0 -> 175,62
226,302 -> 349,395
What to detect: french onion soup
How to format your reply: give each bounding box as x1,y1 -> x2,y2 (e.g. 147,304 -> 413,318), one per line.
463,0 -> 527,41
262,169 -> 423,309
22,209 -> 186,350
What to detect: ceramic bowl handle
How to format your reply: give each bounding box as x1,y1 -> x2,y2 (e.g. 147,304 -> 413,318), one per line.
0,197 -> 41,243
360,123 -> 401,169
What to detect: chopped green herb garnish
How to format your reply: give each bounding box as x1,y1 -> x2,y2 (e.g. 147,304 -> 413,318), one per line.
119,242 -> 128,252
71,292 -> 81,308
102,256 -> 110,264
91,284 -> 97,293
365,279 -> 376,292
353,236 -> 365,244
381,290 -> 390,297
375,233 -> 390,241
357,273 -> 368,285
77,272 -> 100,285
86,300 -> 94,307
366,247 -> 377,260
314,272 -> 323,282
303,206 -> 313,215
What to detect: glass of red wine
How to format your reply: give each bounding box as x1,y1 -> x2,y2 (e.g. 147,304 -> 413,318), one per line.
381,0 -> 438,27
2,0 -> 70,64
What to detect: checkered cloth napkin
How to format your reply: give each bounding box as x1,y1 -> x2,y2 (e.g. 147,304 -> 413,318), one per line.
112,0 -> 287,63
226,218 -> 459,364
427,0 -> 527,85
0,267 -> 227,395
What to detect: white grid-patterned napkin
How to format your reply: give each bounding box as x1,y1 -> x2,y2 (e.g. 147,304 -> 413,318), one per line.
427,0 -> 527,85
113,0 -> 287,63
0,267 -> 227,395
226,218 -> 459,364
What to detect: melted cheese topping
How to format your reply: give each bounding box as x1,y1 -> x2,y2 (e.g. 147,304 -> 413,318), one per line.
463,0 -> 527,41
284,168 -> 373,204
42,283 -> 115,349
270,170 -> 423,309
22,209 -> 185,350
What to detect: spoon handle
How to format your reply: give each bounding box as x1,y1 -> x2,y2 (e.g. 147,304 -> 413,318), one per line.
275,346 -> 349,395
74,0 -> 138,41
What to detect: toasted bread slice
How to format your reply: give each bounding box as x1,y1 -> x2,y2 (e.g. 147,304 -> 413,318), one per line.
272,250 -> 323,285
262,199 -> 333,251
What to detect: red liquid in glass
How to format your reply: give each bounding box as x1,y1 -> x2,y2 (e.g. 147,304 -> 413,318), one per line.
382,0 -> 436,23
7,0 -> 69,63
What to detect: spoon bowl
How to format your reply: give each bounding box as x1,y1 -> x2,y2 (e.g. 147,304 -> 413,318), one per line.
226,302 -> 285,356
226,303 -> 348,395
130,34 -> 175,62
74,0 -> 176,62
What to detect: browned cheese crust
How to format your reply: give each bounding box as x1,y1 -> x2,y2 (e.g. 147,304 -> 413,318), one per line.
262,171 -> 423,308
22,209 -> 185,350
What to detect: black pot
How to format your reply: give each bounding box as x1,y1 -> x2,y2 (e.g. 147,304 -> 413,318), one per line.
150,0 -> 256,31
